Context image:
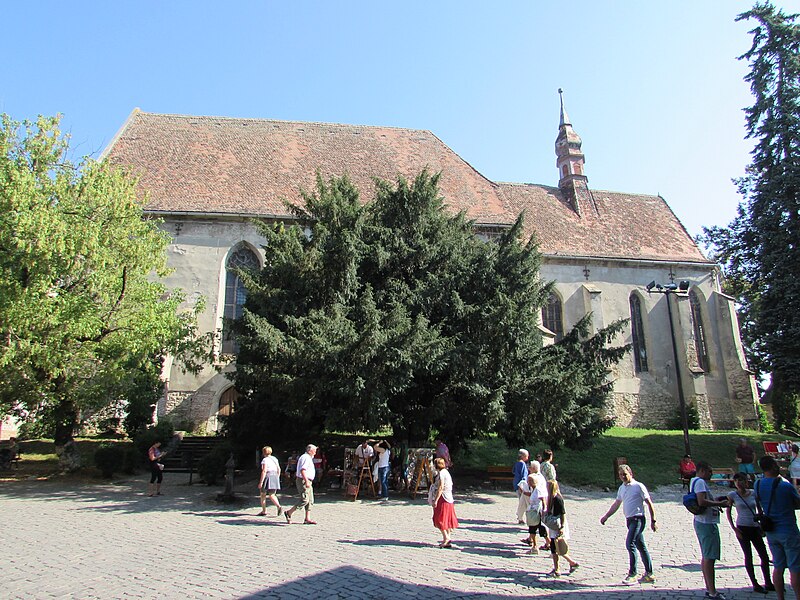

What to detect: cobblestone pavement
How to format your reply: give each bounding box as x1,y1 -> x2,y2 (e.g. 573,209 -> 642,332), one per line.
0,474 -> 778,599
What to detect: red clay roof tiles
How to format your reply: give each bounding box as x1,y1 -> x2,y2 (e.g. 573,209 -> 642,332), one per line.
103,110 -> 709,264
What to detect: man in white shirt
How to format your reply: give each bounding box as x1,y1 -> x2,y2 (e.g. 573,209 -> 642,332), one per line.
285,444 -> 317,525
690,461 -> 730,600
355,440 -> 374,467
600,464 -> 658,585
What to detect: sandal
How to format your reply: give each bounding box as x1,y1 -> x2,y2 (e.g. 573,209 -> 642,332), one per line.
303,519 -> 317,525
257,511 -> 267,516
569,563 -> 580,574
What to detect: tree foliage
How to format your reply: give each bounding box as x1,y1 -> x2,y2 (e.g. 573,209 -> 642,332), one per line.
0,115 -> 205,447
700,3 -> 800,420
228,170 -> 628,451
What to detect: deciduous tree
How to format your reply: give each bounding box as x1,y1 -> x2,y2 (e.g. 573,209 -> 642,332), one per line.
0,115 -> 205,455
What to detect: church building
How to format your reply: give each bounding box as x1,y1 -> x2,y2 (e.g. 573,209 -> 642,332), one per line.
101,98 -> 759,432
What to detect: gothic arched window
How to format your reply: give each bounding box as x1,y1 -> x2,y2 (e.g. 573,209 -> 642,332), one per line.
630,294 -> 648,373
542,292 -> 564,342
222,245 -> 260,354
689,290 -> 710,372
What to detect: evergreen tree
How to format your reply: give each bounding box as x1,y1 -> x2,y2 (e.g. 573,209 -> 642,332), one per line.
701,3 -> 800,425
229,171 -> 628,451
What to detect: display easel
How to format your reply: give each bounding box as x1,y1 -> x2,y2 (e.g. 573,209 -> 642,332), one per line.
410,451 -> 435,499
352,462 -> 377,501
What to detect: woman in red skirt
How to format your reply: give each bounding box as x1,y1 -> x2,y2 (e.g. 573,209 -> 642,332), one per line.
431,457 -> 459,547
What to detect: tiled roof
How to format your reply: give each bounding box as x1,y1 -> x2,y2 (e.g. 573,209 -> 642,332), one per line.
103,110 -> 509,225
498,183 -> 708,263
103,109 -> 709,264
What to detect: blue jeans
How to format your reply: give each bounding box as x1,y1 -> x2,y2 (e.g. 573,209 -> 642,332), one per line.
378,466 -> 389,499
626,516 -> 653,576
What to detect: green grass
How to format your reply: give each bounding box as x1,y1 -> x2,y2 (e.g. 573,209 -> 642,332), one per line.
455,427 -> 783,489
3,438 -> 132,481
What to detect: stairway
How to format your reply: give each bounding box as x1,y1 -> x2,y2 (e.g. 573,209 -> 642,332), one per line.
161,436 -> 227,473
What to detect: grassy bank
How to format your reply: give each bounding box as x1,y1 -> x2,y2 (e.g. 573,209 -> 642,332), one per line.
456,427 -> 783,489
2,438 -> 131,481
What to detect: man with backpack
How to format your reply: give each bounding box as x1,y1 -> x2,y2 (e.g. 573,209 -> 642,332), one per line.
690,461 -> 730,600
756,456 -> 800,600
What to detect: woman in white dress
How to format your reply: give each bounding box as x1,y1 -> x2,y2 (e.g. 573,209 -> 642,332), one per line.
258,446 -> 283,516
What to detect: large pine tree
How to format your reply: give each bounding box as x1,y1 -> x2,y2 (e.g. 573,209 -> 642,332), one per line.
228,171 -> 627,451
702,3 -> 800,427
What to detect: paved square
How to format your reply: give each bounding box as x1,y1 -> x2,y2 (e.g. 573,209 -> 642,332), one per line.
0,474 -> 772,598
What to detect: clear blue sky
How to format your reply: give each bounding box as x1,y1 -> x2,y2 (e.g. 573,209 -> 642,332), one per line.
3,1 -> 796,238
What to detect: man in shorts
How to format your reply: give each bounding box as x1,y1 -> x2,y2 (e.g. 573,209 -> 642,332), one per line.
756,456 -> 800,600
691,461 -> 730,600
285,444 -> 317,525
736,438 -> 756,478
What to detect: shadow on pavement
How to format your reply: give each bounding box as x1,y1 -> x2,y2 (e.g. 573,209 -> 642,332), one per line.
662,562 -> 740,573
338,538 -> 427,549
242,565 -> 745,598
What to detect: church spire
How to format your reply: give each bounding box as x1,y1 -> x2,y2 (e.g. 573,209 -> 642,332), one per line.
555,89 -> 596,216
559,88 -> 571,127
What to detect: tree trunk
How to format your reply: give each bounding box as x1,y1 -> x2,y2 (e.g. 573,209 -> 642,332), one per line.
53,398 -> 81,471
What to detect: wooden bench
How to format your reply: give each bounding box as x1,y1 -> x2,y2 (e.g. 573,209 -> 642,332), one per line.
710,467 -> 736,486
679,467 -> 737,490
487,465 -> 514,487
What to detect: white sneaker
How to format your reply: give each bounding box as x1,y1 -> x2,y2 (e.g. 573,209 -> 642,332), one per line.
622,574 -> 637,585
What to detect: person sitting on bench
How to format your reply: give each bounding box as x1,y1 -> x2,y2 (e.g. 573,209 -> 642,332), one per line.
679,454 -> 696,479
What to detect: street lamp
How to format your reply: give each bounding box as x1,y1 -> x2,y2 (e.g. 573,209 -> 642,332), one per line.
646,280 -> 692,456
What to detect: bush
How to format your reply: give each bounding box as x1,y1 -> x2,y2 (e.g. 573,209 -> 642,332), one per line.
773,390 -> 800,432
132,420 -> 176,466
122,446 -> 140,474
666,402 -> 700,430
757,403 -> 774,433
94,443 -> 125,478
197,442 -> 232,485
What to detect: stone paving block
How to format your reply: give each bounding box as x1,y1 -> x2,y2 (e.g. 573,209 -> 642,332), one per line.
0,475 -> 775,598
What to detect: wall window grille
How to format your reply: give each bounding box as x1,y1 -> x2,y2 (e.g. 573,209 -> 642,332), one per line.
542,292 -> 564,342
689,290 -> 710,372
630,294 -> 648,373
222,246 -> 259,354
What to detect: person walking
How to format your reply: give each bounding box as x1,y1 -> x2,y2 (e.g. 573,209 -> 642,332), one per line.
541,449 -> 557,483
755,456 -> 800,600
726,472 -> 773,593
544,480 -> 579,577
257,446 -> 283,517
513,449 -> 530,523
539,449 -> 557,550
147,441 -> 166,497
691,461 -> 730,600
600,464 -> 657,584
430,457 -> 459,548
521,461 -> 548,554
284,444 -> 317,525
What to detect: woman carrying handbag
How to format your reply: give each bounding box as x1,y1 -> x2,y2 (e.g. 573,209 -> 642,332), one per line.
726,472 -> 773,594
543,480 -> 580,577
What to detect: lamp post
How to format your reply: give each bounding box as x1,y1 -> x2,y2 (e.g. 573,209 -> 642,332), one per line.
646,280 -> 692,456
